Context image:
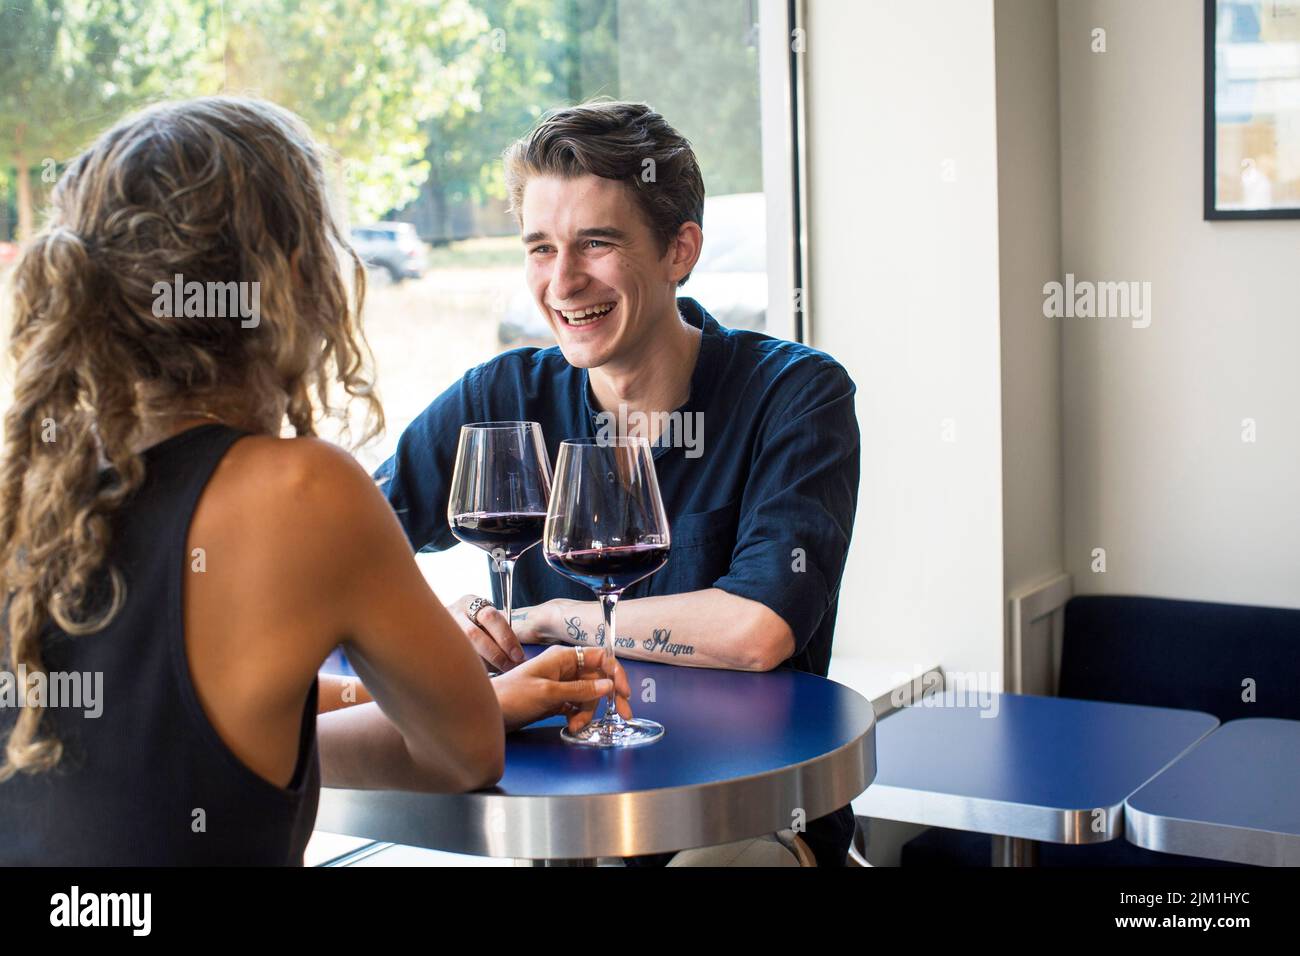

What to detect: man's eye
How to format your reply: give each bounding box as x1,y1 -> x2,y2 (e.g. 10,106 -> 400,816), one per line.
585,239 -> 607,249
528,245 -> 552,255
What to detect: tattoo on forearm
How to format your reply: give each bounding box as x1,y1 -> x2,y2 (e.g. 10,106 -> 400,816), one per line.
564,615 -> 590,645
642,627 -> 695,657
511,609 -> 528,622
567,616 -> 688,655
596,623 -> 637,649
566,615 -> 635,649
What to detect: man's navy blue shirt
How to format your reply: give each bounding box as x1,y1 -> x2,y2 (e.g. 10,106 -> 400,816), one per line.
375,297 -> 861,679
375,296 -> 861,865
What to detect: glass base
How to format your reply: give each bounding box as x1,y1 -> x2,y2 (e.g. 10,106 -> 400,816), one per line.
561,715 -> 664,748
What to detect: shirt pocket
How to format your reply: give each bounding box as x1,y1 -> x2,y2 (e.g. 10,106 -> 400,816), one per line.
648,499 -> 742,594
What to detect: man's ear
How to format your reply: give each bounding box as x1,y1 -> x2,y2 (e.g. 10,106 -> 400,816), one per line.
668,221 -> 703,285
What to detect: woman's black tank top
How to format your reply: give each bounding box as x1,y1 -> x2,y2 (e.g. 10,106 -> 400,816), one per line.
0,424 -> 320,865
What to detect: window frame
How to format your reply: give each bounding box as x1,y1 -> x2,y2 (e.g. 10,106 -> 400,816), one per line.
758,0 -> 811,342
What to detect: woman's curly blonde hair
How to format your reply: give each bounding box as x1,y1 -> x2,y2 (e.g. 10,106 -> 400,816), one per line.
0,95 -> 383,780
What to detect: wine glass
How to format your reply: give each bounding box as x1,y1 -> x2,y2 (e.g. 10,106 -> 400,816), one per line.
448,422 -> 552,632
543,436 -> 670,747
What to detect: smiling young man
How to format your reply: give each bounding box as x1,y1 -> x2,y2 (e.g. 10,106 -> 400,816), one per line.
374,101 -> 861,866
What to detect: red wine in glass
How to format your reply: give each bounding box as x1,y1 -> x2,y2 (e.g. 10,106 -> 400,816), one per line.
548,543 -> 671,593
448,423 -> 552,632
543,436 -> 670,747
449,511 -> 548,562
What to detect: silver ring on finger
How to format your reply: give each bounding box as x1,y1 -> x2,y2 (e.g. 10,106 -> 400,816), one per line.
575,645 -> 585,670
466,596 -> 493,626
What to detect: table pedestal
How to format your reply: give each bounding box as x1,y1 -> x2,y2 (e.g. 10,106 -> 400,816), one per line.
991,836 -> 1039,867
521,858 -> 597,867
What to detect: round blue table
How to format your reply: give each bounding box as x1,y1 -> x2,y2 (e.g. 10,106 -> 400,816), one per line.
315,647 -> 877,862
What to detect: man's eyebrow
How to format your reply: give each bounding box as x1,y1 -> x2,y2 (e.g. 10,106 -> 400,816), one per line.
576,227 -> 629,241
521,227 -> 630,244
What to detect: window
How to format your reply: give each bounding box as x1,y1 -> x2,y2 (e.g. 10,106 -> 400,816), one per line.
0,0 -> 804,604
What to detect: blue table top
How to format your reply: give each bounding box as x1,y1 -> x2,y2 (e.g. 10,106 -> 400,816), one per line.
1125,718 -> 1300,865
855,691 -> 1219,843
494,646 -> 874,796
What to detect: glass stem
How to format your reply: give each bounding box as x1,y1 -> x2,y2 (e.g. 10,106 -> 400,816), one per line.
599,592 -> 619,719
498,558 -> 515,624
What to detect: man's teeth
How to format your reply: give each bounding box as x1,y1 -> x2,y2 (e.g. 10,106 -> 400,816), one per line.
560,302 -> 615,325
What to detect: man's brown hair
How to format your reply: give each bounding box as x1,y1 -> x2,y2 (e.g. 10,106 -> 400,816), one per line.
503,100 -> 705,287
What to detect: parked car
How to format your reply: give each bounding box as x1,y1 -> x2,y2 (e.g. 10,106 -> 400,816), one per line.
497,192 -> 767,347
350,222 -> 427,282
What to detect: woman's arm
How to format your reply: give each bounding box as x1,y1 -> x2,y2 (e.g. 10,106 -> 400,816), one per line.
318,674 -> 372,713
318,649 -> 633,733
261,438 -> 505,792
264,440 -> 637,790
318,702 -> 486,790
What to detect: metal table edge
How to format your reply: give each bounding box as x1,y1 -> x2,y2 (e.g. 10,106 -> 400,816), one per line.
315,706 -> 877,859
1124,803 -> 1300,867
856,786 -> 1128,844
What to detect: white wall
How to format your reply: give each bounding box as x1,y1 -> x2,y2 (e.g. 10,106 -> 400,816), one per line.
807,0 -> 1299,684
995,0 -> 1066,690
996,0 -> 1064,598
1058,0 -> 1300,608
806,0 -> 1007,677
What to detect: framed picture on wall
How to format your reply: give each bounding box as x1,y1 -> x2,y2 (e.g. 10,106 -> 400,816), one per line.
1205,0 -> 1300,218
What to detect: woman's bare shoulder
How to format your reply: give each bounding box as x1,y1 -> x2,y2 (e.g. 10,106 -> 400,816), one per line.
198,434 -> 399,579
217,434 -> 379,510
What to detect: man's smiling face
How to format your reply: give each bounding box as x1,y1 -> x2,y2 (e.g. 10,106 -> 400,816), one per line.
521,173 -> 682,370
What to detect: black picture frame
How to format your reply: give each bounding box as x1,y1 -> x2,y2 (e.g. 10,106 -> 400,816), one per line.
1205,0 -> 1300,219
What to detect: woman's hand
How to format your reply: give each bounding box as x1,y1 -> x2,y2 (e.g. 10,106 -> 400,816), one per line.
493,645 -> 633,734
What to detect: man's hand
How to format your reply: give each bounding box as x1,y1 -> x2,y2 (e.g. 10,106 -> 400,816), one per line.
493,645 -> 633,733
446,594 -> 527,672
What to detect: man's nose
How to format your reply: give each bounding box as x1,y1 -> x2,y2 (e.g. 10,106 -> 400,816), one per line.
548,248 -> 587,302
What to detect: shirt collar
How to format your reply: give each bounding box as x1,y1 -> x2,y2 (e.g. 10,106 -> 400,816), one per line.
581,296 -> 723,432
676,296 -> 722,413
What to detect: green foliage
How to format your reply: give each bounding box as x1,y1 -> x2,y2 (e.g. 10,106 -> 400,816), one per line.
214,0 -> 490,223
615,0 -> 762,197
0,0 -> 764,236
418,0 -> 762,227
422,0 -> 570,209
0,0 -> 207,236
0,0 -> 206,160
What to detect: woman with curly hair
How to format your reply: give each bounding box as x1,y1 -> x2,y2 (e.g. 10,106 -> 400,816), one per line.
0,96 -> 628,865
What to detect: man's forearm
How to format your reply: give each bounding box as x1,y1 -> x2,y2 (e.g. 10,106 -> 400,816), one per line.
513,589 -> 795,672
